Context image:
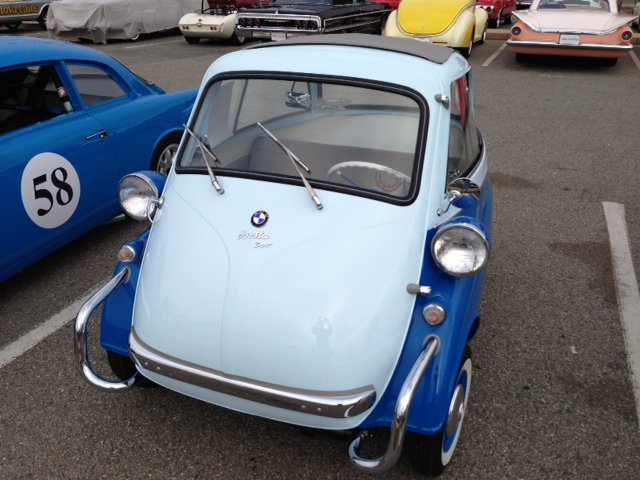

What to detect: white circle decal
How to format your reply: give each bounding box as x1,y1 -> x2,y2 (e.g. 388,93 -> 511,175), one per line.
20,152 -> 81,229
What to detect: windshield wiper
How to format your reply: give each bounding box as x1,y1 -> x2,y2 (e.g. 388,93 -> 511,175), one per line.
256,122 -> 322,210
183,124 -> 224,194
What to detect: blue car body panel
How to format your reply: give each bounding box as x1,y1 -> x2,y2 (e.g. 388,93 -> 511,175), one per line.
0,36 -> 196,281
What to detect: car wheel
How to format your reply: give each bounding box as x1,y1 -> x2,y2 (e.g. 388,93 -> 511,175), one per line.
406,347 -> 472,476
151,132 -> 182,174
230,32 -> 246,45
504,13 -> 512,25
38,7 -> 48,30
5,22 -> 21,31
130,33 -> 140,41
107,350 -> 137,381
478,25 -> 487,44
460,30 -> 474,58
185,35 -> 200,44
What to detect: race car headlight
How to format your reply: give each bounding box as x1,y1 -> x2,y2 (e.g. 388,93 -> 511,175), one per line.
118,172 -> 163,222
431,223 -> 489,277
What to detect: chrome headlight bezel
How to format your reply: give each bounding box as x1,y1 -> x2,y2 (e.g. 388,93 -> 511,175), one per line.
431,222 -> 490,277
118,173 -> 160,222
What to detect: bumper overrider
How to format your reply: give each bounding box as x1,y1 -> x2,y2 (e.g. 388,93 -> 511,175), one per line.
73,267 -> 440,473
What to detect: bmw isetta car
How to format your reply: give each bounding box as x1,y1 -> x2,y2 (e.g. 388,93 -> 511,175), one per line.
74,34 -> 493,476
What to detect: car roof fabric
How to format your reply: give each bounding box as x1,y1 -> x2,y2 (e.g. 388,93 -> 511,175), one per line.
247,33 -> 455,65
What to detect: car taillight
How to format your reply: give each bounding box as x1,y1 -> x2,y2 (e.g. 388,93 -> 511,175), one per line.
511,26 -> 521,36
622,30 -> 632,41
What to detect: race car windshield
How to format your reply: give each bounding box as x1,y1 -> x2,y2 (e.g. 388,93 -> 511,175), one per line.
178,77 -> 424,202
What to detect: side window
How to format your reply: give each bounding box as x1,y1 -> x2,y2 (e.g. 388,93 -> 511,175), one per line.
446,75 -> 481,183
67,64 -> 126,106
0,65 -> 72,136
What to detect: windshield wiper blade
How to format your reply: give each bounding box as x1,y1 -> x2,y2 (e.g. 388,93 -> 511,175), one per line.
256,122 -> 310,173
183,124 -> 224,194
256,122 -> 322,210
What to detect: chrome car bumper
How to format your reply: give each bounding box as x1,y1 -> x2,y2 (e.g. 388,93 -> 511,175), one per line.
129,328 -> 376,419
507,40 -> 633,52
73,267 -> 140,391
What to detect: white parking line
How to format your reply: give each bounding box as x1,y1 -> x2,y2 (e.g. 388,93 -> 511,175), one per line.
125,39 -> 185,49
603,201 -> 640,428
629,50 -> 640,73
482,43 -> 507,67
0,281 -> 105,369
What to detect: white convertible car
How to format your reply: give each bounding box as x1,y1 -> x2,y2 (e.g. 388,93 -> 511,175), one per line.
179,0 -> 270,44
47,0 -> 200,43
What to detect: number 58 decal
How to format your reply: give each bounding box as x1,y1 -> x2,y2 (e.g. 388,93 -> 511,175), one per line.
21,153 -> 81,229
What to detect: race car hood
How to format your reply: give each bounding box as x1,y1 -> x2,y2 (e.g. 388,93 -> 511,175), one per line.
132,174 -> 424,398
398,0 -> 474,35
514,9 -> 636,33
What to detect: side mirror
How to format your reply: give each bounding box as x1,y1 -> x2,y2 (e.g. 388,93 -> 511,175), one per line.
438,178 -> 480,216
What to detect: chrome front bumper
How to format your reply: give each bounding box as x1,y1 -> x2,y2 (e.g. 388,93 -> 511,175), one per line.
73,267 -> 140,391
129,328 -> 376,419
348,336 -> 440,473
74,272 -> 440,474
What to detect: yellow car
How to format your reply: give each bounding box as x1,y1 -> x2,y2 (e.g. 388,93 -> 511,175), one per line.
384,0 -> 489,57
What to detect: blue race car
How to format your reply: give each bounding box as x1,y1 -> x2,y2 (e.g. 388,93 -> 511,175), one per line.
75,35 -> 493,476
0,36 -> 196,282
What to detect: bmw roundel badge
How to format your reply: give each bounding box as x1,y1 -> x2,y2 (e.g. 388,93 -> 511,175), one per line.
251,210 -> 269,228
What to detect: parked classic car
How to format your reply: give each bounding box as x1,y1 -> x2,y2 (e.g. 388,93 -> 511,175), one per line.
46,0 -> 200,44
0,0 -> 58,30
476,0 -> 516,27
0,36 -> 196,282
235,0 -> 389,41
74,34 -> 493,476
179,0 -> 271,44
507,0 -> 636,65
384,0 -> 489,57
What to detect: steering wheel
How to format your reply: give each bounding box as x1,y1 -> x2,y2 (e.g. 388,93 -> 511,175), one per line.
327,161 -> 411,195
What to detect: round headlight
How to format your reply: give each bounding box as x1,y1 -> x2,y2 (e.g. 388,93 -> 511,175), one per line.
118,173 -> 159,221
431,223 -> 489,277
511,26 -> 522,36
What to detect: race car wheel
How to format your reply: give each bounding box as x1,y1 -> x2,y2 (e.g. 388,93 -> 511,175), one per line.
185,36 -> 200,44
5,22 -> 21,32
151,132 -> 182,174
406,347 -> 472,476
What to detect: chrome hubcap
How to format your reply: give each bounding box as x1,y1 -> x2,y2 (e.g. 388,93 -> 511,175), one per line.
446,384 -> 465,437
156,143 -> 178,174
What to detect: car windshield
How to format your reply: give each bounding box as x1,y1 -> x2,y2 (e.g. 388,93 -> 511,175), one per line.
178,77 -> 424,201
538,0 -> 610,10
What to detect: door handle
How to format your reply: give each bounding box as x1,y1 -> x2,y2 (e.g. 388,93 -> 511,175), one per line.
85,130 -> 109,141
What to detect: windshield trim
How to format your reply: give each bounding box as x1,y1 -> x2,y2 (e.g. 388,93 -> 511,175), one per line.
175,71 -> 429,207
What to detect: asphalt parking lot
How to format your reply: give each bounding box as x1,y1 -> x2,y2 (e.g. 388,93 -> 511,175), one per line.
1,22 -> 639,480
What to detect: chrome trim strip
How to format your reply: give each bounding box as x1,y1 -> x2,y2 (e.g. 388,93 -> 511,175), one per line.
507,40 -> 632,51
129,329 -> 376,419
73,268 -> 140,391
348,337 -> 440,473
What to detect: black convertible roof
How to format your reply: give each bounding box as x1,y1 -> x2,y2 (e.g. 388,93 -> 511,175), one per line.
247,34 -> 455,65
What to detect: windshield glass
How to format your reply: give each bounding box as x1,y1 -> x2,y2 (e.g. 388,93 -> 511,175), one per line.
178,77 -> 424,201
538,0 -> 610,10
